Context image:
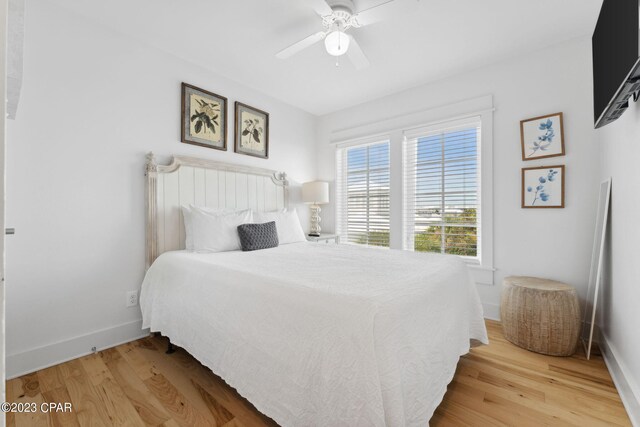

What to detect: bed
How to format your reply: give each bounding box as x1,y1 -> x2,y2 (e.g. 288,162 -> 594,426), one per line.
141,153 -> 488,427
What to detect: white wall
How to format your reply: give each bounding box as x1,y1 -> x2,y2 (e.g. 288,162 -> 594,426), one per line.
596,98 -> 640,424
5,0 -> 317,377
317,38 -> 600,318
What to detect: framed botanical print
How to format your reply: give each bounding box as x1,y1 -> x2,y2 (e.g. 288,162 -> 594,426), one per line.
522,165 -> 565,208
235,102 -> 269,159
181,83 -> 227,151
520,112 -> 565,161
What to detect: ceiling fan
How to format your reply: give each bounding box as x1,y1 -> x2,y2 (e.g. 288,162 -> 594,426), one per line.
275,0 -> 397,70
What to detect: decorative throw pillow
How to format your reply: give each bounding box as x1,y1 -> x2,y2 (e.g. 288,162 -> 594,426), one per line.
237,221 -> 279,252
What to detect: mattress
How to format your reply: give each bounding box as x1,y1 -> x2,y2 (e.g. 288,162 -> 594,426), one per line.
140,242 -> 488,426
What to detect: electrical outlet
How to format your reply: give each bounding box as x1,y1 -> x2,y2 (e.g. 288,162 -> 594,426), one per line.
126,291 -> 138,307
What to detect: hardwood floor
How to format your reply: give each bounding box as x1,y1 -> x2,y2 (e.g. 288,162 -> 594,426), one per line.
6,320 -> 631,426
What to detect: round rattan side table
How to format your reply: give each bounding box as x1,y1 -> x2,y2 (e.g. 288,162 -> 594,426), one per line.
500,276 -> 581,356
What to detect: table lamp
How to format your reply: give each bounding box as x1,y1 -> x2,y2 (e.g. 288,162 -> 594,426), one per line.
302,181 -> 329,237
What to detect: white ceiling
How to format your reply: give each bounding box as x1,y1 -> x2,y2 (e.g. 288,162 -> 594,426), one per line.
47,0 -> 603,115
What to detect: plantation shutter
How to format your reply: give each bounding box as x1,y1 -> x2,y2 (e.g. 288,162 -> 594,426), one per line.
403,118 -> 480,258
336,140 -> 390,247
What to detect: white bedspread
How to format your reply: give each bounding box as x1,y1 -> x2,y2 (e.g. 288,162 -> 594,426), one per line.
140,242 -> 488,427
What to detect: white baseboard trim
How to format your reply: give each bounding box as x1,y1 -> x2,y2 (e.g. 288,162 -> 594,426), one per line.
482,303 -> 500,321
7,319 -> 149,380
599,333 -> 640,426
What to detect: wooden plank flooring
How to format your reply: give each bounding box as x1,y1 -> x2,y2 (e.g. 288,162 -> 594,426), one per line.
6,320 -> 632,426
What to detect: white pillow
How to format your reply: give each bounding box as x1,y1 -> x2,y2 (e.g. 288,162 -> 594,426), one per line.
182,205 -> 239,250
190,208 -> 253,253
253,209 -> 306,244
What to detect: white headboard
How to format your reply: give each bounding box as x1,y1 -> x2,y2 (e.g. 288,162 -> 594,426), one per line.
145,152 -> 289,268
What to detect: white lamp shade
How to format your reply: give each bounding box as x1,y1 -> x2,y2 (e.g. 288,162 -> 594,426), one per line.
324,31 -> 350,56
302,181 -> 329,204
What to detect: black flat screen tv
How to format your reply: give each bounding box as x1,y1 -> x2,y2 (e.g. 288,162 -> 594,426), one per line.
593,0 -> 640,128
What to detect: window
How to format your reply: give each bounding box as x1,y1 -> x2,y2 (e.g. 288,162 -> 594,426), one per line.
403,119 -> 480,258
336,140 -> 390,247
332,96 -> 493,282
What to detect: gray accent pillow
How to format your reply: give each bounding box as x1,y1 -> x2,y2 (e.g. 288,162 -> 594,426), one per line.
237,221 -> 279,252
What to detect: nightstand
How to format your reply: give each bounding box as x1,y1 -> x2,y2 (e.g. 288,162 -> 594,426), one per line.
307,234 -> 340,244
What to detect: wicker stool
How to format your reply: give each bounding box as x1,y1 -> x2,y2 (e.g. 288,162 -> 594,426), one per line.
500,276 -> 581,356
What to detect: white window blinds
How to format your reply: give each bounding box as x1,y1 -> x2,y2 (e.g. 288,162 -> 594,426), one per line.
336,140 -> 390,247
403,118 -> 480,258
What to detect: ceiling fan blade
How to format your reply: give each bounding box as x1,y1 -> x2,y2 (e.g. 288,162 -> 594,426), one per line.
306,0 -> 333,16
346,36 -> 370,70
352,0 -> 396,27
276,31 -> 326,59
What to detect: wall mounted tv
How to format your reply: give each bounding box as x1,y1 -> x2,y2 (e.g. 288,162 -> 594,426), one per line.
593,0 -> 640,128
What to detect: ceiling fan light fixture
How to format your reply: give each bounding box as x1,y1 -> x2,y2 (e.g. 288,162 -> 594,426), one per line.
324,30 -> 350,56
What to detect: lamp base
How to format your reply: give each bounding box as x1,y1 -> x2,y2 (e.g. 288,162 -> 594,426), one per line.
309,204 -> 322,237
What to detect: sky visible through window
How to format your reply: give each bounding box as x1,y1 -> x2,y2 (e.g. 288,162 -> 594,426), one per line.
413,128 -> 477,219
345,132 -> 476,196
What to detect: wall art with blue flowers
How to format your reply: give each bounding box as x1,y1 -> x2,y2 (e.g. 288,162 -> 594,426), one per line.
520,112 -> 565,161
522,165 -> 565,208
